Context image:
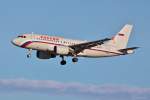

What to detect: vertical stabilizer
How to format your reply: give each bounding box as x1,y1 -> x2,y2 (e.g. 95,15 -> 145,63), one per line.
106,24 -> 133,49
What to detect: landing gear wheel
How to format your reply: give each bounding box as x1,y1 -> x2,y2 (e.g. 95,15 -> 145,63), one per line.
60,55 -> 67,65
60,60 -> 66,65
27,54 -> 31,58
27,49 -> 32,58
72,57 -> 78,63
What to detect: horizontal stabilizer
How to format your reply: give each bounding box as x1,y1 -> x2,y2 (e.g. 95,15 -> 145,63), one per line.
119,47 -> 139,54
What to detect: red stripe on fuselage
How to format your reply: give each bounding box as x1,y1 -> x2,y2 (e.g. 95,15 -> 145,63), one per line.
21,41 -> 122,55
21,41 -> 32,48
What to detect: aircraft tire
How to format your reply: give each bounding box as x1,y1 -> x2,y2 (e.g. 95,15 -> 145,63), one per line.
72,57 -> 78,63
60,60 -> 66,65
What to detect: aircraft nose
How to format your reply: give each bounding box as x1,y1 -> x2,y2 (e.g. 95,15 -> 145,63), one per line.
11,39 -> 20,46
11,39 -> 16,45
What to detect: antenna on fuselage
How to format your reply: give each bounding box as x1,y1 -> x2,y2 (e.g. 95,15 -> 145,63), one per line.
31,32 -> 34,39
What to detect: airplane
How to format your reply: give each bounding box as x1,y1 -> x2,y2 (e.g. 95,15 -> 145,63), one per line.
11,24 -> 138,65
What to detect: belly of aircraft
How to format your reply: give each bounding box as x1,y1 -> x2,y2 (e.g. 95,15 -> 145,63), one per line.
77,49 -> 118,57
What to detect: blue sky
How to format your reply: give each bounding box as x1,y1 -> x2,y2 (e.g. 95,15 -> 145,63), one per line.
0,0 -> 150,100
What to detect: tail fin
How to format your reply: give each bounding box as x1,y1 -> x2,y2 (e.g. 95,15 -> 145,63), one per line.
106,24 -> 133,49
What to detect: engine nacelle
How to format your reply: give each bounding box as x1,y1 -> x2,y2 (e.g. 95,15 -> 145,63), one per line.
37,51 -> 56,59
54,46 -> 70,55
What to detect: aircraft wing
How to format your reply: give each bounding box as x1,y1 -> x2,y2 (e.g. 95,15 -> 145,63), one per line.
69,38 -> 111,54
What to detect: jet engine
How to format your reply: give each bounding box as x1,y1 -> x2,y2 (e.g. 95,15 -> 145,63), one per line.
36,51 -> 56,59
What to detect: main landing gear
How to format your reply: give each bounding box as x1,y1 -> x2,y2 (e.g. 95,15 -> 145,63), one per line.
60,55 -> 78,65
26,50 -> 79,65
60,55 -> 66,65
72,57 -> 78,63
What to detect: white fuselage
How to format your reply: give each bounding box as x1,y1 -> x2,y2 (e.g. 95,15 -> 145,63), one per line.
12,34 -> 122,58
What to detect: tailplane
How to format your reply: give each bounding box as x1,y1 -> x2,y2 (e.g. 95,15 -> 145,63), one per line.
119,47 -> 139,54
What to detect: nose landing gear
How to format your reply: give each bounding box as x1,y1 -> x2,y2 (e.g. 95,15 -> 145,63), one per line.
27,49 -> 32,58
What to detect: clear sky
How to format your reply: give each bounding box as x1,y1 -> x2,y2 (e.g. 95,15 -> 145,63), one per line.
0,0 -> 150,100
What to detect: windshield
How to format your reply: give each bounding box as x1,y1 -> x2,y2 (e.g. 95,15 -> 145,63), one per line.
17,35 -> 26,38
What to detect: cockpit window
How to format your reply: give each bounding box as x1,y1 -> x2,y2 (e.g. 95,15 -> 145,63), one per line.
17,35 -> 26,38
18,36 -> 23,38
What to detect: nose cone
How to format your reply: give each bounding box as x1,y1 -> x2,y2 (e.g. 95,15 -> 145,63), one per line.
11,39 -> 20,47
